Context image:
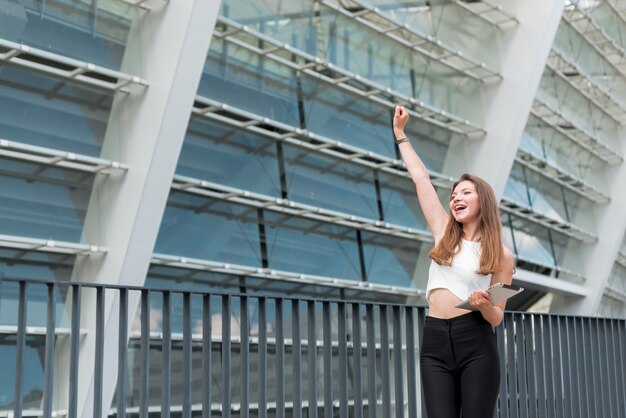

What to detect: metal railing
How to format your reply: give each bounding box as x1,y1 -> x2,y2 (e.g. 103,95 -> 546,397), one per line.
1,277 -> 625,418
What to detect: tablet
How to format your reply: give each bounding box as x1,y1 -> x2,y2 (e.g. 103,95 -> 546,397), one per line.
455,283 -> 524,311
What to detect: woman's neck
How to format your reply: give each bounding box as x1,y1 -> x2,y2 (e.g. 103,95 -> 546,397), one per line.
462,222 -> 480,242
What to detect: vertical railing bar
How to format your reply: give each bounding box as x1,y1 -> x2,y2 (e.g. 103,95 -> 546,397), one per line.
496,321 -> 508,418
617,320 -> 626,418
610,320 -> 623,418
523,314 -> 537,418
366,304 -> 377,418
596,318 -> 607,418
534,315 -> 546,418
241,296 -> 250,418
307,300 -> 317,418
139,290 -> 150,418
259,297 -> 267,418
42,283 -> 55,418
338,302 -> 349,418
380,305 -> 391,418
572,318 -> 582,418
544,316 -> 556,418
405,307 -> 417,418
291,300 -> 302,418
117,288 -> 128,418
583,318 -> 593,418
590,318 -> 601,418
276,298 -> 285,418
323,301 -> 333,418
561,317 -> 572,418
352,303 -> 363,418
392,306 -> 404,418
68,284 -> 81,418
94,287 -> 105,418
417,308 -> 427,418
516,314 -> 528,418
182,292 -> 192,418
202,294 -> 212,418
506,313 -> 518,418
222,295 -> 232,418
579,318 -> 590,418
13,281 -> 27,418
602,319 -> 615,418
552,316 -> 564,418
161,291 -> 171,418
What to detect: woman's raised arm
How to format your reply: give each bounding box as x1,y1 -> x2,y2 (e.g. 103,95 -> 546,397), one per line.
393,105 -> 448,238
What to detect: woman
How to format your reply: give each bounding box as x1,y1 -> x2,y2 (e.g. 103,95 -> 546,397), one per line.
393,105 -> 514,418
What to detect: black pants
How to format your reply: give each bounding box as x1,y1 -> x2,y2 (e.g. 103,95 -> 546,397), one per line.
420,311 -> 500,418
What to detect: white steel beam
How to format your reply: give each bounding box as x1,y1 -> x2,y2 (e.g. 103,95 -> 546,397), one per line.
453,0 -> 518,28
441,0 -> 563,199
61,2 -> 222,418
0,234 -> 106,255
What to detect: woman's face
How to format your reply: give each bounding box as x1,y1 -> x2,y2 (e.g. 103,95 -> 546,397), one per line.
449,180 -> 480,224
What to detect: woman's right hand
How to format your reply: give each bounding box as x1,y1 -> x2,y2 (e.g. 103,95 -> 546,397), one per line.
393,105 -> 409,136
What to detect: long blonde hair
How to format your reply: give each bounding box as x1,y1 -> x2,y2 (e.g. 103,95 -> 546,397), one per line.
429,173 -> 503,275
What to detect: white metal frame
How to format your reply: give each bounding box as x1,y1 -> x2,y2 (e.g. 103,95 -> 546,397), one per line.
0,139 -> 127,175
213,16 -> 485,138
515,148 -> 610,204
531,98 -> 623,164
171,175 -> 432,243
320,0 -> 501,82
151,253 -> 422,298
0,38 -> 148,93
0,234 -> 106,256
547,48 -> 626,123
192,96 -> 455,189
500,197 -> 597,244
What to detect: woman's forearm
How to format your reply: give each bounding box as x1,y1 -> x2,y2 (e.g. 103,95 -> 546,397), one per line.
394,130 -> 430,183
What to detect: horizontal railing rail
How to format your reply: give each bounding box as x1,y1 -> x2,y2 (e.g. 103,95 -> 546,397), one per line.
1,277 -> 624,418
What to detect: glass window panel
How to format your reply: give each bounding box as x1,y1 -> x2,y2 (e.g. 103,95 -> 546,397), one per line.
361,232 -> 422,288
500,215 -> 516,256
180,120 -> 281,196
301,76 -> 395,158
0,252 -> 72,328
155,193 -> 262,267
222,0 -> 484,124
503,164 -> 529,206
0,67 -> 112,156
608,264 -> 626,294
509,215 -> 555,267
200,38 -> 300,127
264,212 -> 361,281
378,172 -> 428,231
0,335 -> 45,411
0,0 -> 136,71
282,143 -> 378,219
525,168 -> 577,223
0,160 -> 93,242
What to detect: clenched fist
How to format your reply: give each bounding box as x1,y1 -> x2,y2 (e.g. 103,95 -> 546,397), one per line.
393,105 -> 409,136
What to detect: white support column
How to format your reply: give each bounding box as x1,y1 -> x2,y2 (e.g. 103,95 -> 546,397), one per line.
551,127 -> 626,315
62,2 -> 222,417
442,0 -> 564,199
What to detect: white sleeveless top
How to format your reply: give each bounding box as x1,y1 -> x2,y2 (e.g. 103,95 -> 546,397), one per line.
426,239 -> 492,302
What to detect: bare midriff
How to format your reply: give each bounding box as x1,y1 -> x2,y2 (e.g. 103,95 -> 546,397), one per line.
427,288 -> 473,319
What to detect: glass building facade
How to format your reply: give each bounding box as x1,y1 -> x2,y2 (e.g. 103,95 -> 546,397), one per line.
1,0 -> 625,416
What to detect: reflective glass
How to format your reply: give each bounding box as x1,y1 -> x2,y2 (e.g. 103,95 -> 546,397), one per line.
0,252 -> 72,327
221,0 -> 484,124
361,232 -> 421,288
282,143 -> 379,219
509,215 -> 555,267
0,0 -> 136,71
503,164 -> 529,206
180,119 -> 281,197
263,211 -> 361,281
302,76 -> 396,158
608,264 -> 626,294
0,159 -> 93,242
200,38 -> 300,127
0,335 -> 45,412
155,193 -> 262,267
378,172 -> 428,231
0,66 -> 112,156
